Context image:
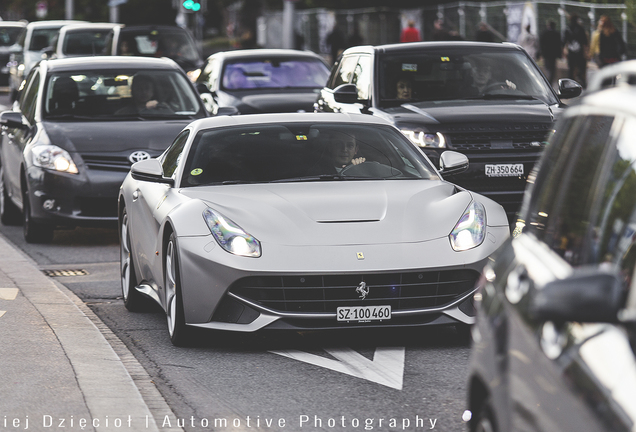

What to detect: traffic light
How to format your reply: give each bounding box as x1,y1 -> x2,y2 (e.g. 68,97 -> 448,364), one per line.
182,0 -> 201,12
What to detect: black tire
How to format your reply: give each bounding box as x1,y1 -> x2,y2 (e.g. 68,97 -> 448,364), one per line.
165,232 -> 192,346
23,189 -> 54,244
472,400 -> 497,432
0,166 -> 22,226
119,207 -> 150,311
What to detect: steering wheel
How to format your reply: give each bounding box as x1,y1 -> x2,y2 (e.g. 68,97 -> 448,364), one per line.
340,161 -> 403,178
484,81 -> 514,93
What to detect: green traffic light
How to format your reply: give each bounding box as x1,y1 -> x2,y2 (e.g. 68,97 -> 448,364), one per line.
182,0 -> 200,10
192,2 -> 201,11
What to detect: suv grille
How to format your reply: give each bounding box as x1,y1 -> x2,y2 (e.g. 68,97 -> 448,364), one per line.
230,269 -> 479,314
445,124 -> 551,151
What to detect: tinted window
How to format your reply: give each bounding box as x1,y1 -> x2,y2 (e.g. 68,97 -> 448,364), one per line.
29,27 -> 62,51
182,123 -> 438,187
162,130 -> 189,178
378,47 -> 557,106
117,29 -> 199,63
522,114 -> 624,267
43,69 -> 204,120
0,26 -> 24,46
20,69 -> 40,124
221,58 -> 329,90
62,29 -> 111,56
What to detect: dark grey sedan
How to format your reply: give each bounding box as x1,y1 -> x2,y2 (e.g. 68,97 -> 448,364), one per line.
0,56 -> 207,243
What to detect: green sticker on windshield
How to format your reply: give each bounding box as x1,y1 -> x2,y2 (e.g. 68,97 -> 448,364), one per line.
191,168 -> 203,176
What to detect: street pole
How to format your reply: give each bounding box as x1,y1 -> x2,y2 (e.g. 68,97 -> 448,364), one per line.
282,0 -> 294,49
65,0 -> 74,19
110,6 -> 120,23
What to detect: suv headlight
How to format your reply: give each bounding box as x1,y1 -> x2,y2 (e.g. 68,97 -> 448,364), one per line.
31,145 -> 78,174
449,201 -> 486,251
203,208 -> 261,257
400,129 -> 446,148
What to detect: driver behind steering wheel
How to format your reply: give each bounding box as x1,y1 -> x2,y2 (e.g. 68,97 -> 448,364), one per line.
328,132 -> 366,173
466,57 -> 516,95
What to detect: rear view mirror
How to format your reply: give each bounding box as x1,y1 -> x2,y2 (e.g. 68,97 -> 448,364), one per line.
530,268 -> 622,323
439,151 -> 469,176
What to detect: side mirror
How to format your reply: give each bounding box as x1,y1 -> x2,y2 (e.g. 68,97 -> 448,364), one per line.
530,268 -> 622,323
439,151 -> 469,176
130,159 -> 174,185
333,84 -> 360,104
558,79 -> 582,99
215,106 -> 239,116
196,82 -> 211,94
0,111 -> 27,129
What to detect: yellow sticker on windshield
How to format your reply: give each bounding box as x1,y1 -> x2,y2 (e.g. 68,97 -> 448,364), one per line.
441,57 -> 450,62
191,168 -> 203,176
296,135 -> 308,140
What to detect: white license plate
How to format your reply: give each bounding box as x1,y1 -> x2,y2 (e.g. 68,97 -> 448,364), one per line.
337,305 -> 391,322
485,164 -> 524,177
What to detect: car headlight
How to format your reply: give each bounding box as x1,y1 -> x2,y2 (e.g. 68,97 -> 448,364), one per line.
31,145 -> 78,174
449,201 -> 486,251
203,208 -> 261,257
400,129 -> 446,148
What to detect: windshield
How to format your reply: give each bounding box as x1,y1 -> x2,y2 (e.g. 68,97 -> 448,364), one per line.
181,123 -> 439,187
221,58 -> 329,90
379,47 -> 558,107
117,30 -> 200,63
0,26 -> 24,47
62,29 -> 111,56
43,69 -> 205,120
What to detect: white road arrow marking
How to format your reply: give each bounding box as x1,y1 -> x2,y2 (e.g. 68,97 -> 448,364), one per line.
270,347 -> 405,390
0,288 -> 19,318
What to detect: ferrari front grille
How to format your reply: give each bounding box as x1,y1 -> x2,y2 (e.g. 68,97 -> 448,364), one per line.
229,269 -> 479,313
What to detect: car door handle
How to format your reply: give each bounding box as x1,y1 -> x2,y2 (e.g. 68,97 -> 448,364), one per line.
132,190 -> 139,201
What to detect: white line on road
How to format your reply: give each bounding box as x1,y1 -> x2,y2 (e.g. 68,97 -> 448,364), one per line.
0,288 -> 19,300
270,346 -> 406,390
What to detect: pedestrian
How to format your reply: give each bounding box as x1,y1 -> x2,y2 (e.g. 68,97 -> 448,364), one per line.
518,24 -> 539,60
589,16 -> 606,66
431,19 -> 451,41
598,16 -> 626,68
400,20 -> 420,43
327,24 -> 346,65
563,14 -> 589,88
539,20 -> 562,86
475,22 -> 495,43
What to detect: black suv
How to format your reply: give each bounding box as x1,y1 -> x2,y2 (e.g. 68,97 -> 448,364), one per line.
467,69 -> 636,432
315,41 -> 582,223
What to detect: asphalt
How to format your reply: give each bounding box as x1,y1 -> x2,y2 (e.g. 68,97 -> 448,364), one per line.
0,231 -> 184,432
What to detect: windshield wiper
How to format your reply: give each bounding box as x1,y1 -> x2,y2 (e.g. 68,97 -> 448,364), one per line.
269,175 -> 345,183
464,94 -> 540,101
45,114 -> 96,120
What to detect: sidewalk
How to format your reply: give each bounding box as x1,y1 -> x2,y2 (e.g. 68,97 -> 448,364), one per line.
0,232 -> 183,432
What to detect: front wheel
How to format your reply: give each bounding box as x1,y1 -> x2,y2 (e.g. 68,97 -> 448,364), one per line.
23,189 -> 54,244
472,400 -> 497,432
120,207 -> 150,311
0,166 -> 21,225
165,233 -> 192,346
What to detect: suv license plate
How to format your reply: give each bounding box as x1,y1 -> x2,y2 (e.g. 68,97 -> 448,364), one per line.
485,164 -> 524,177
337,305 -> 391,322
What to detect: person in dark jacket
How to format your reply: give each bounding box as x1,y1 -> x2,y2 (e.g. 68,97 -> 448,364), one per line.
598,16 -> 626,67
562,14 -> 589,88
540,20 -> 562,86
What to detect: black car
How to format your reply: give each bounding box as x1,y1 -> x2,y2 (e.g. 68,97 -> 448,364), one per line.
103,25 -> 203,80
315,41 -> 582,223
467,79 -> 636,431
0,56 -> 207,243
194,49 -> 330,115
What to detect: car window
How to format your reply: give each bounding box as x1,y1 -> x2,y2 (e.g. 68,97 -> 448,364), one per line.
220,58 -> 329,90
198,57 -> 220,88
521,114 -> 624,267
378,47 -> 558,106
0,26 -> 24,47
162,130 -> 189,178
352,55 -> 372,100
62,29 -> 111,56
181,123 -> 439,187
42,69 -> 205,120
328,55 -> 358,90
117,30 -> 199,63
29,28 -> 61,51
20,69 -> 40,125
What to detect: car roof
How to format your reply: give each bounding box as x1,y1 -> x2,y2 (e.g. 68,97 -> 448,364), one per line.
209,49 -> 326,61
342,41 -> 523,56
42,56 -> 182,72
59,22 -> 120,32
189,112 -> 394,132
26,20 -> 88,29
118,25 -> 191,33
0,21 -> 26,28
577,86 -> 636,117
